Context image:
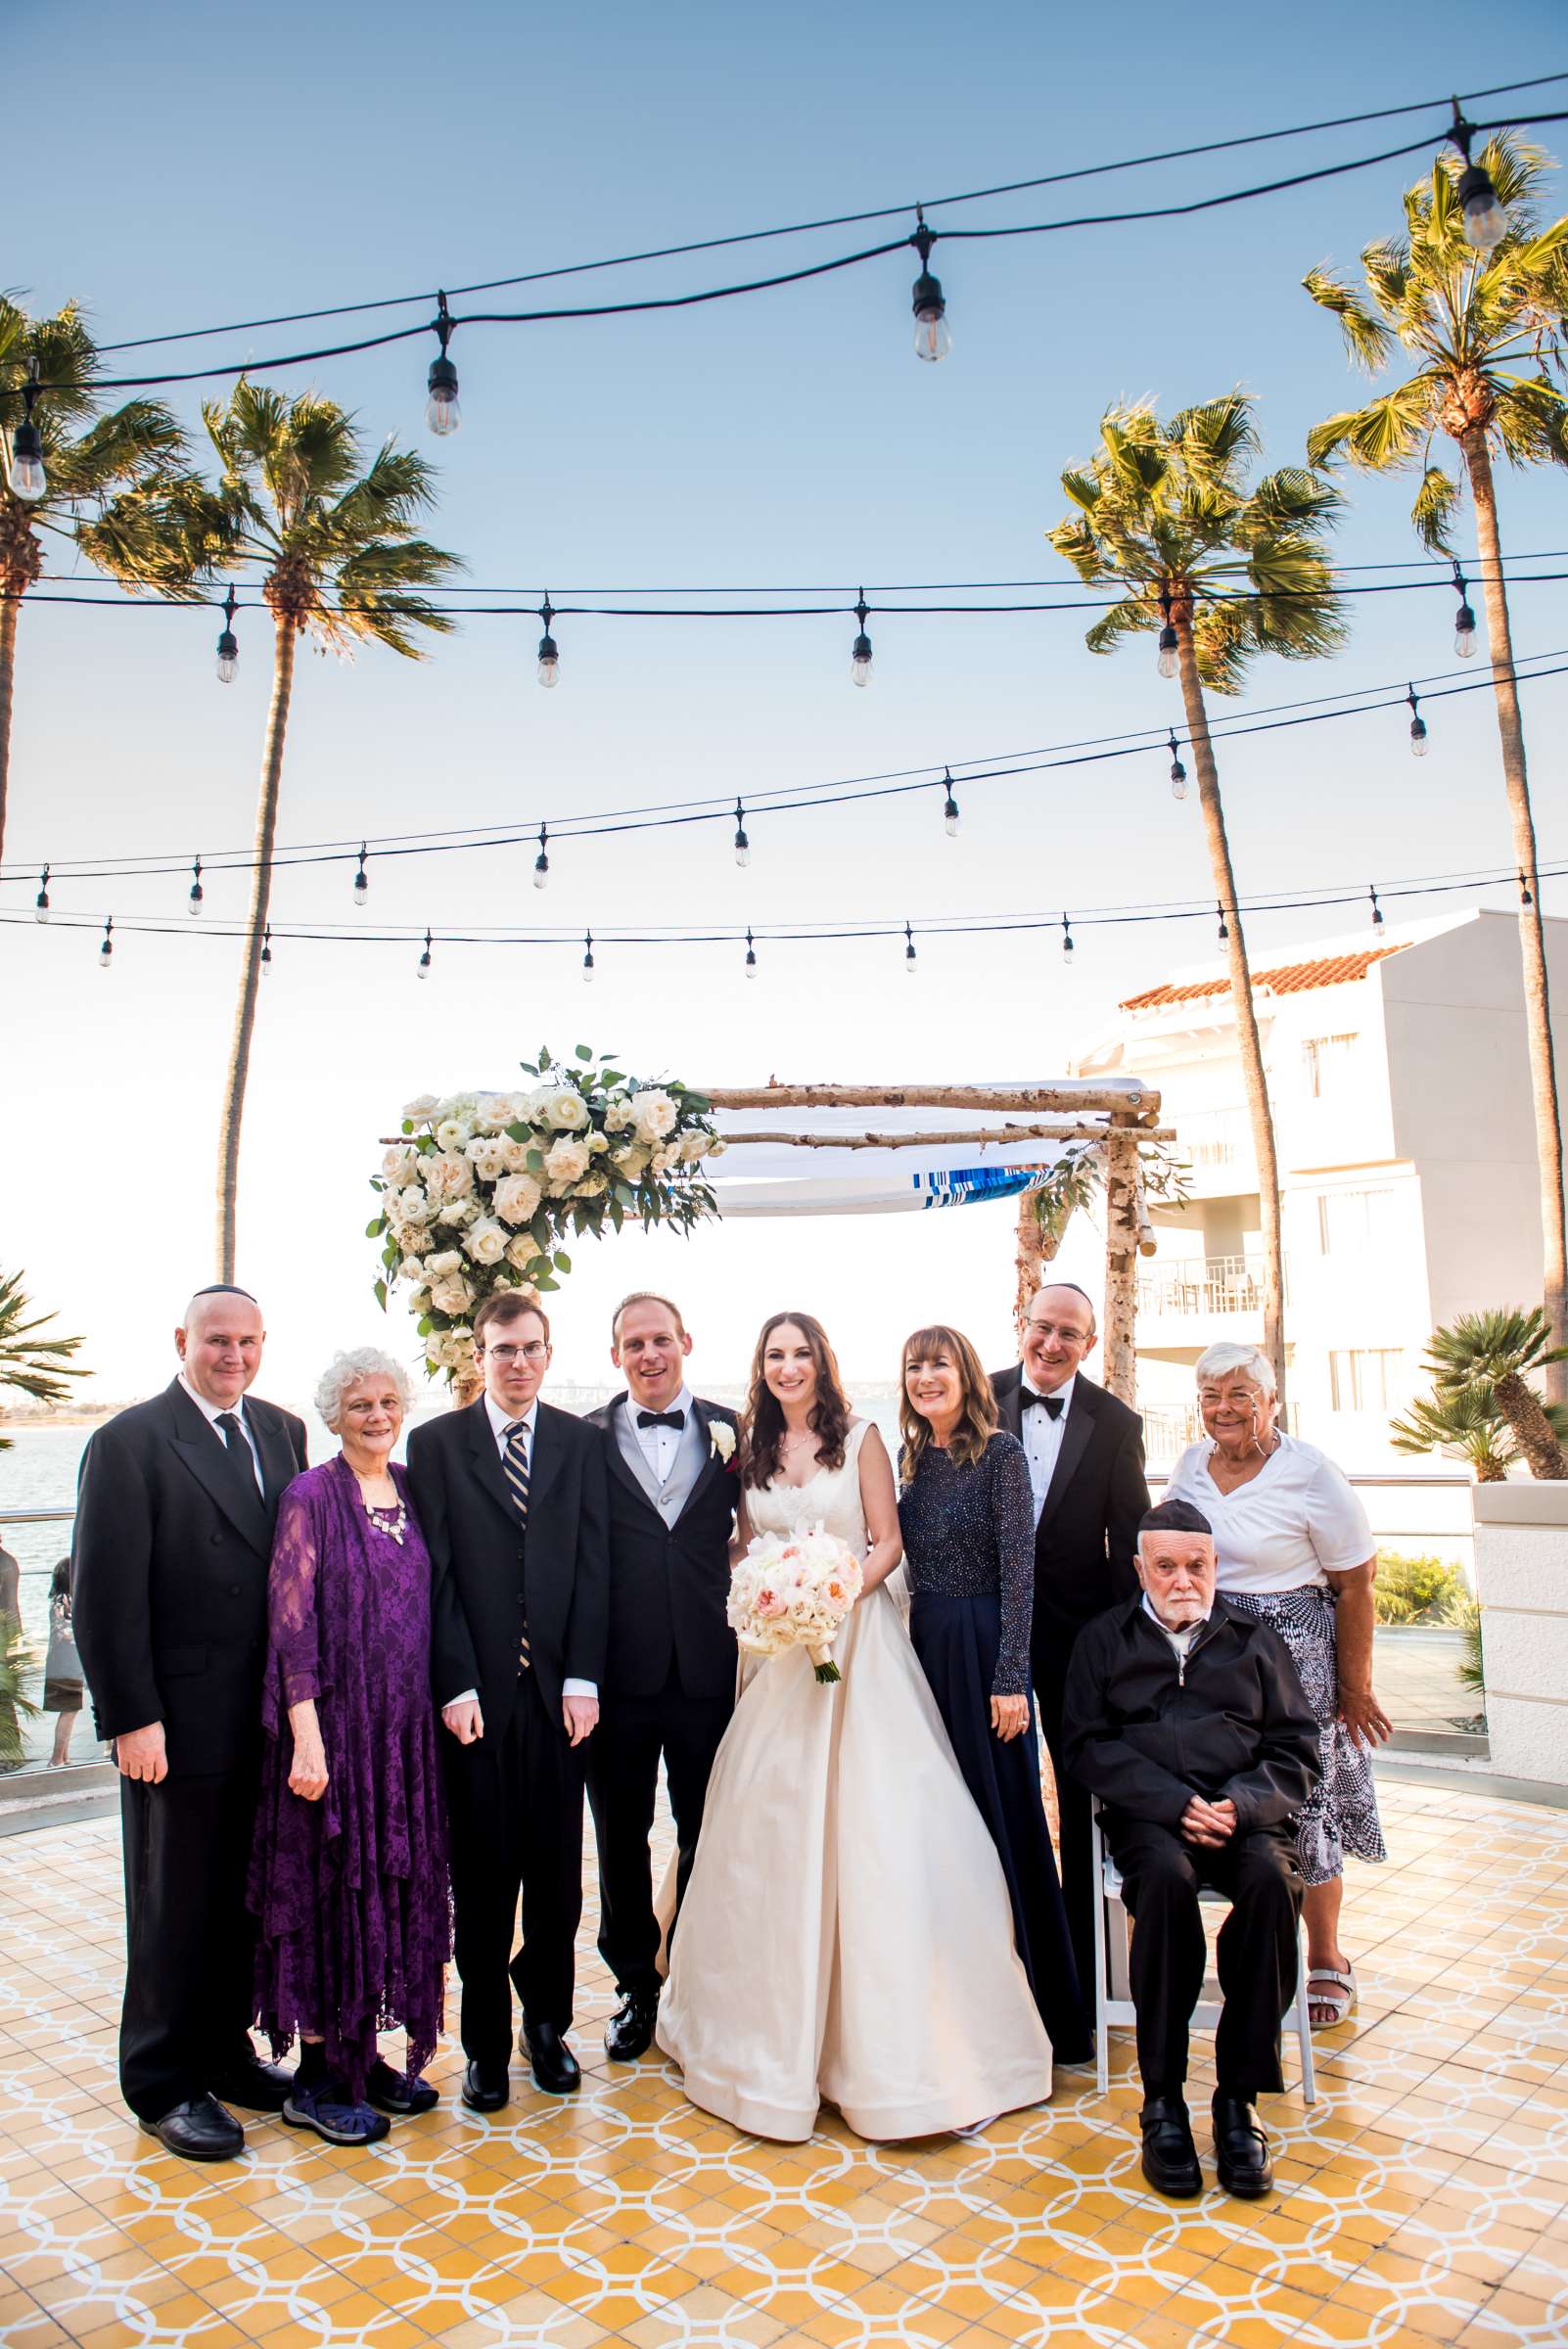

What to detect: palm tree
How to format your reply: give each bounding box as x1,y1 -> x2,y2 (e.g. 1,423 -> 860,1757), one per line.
149,385 -> 460,1279
0,1268 -> 85,1450
0,299 -> 190,866
1389,1380 -> 1564,1482
1305,135 -> 1568,1399
1049,393 -> 1347,1405
1421,1306 -> 1568,1480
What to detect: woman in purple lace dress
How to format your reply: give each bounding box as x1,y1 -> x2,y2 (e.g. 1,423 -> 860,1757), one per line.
249,1348 -> 449,2145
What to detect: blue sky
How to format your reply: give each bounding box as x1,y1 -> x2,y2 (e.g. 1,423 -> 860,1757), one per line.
4,0 -> 1565,1402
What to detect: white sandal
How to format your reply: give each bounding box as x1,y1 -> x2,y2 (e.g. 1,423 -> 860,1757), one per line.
1306,1964 -> 1357,2029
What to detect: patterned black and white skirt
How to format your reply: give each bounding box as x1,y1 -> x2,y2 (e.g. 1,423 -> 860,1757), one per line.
1223,1584 -> 1387,1886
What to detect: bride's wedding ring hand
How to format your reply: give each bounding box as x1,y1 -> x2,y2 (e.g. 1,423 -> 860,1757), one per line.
990,1694 -> 1029,1743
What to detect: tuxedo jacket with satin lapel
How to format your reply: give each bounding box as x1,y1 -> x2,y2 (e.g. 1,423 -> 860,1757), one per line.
409,1396 -> 610,1727
72,1379 -> 308,1775
990,1366 -> 1148,1658
582,1395 -> 740,1702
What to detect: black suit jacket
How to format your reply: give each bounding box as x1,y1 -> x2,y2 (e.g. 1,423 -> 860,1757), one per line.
583,1396 -> 740,1702
408,1396 -> 610,1727
72,1379 -> 308,1775
991,1366 -> 1149,1667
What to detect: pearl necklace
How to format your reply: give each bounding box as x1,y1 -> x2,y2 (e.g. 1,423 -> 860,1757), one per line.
348,1460 -> 407,1545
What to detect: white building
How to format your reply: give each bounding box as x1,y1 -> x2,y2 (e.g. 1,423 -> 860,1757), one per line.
1069,907 -> 1568,1468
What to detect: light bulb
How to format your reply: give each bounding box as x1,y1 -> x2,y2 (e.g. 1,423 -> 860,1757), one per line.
98,924 -> 113,971
904,925 -> 918,976
9,420 -> 46,502
188,869 -> 204,916
533,840 -> 549,890
945,801 -> 959,837
1061,923 -> 1075,964
33,872 -> 48,924
745,944 -> 758,980
1170,741 -> 1188,800
537,632 -> 560,687
913,302 -> 952,364
1457,163 -> 1507,252
418,930 -> 433,980
1157,627 -> 1179,680
1454,605 -> 1477,658
1409,717 -> 1429,758
426,354 -> 461,436
353,852 -> 369,908
215,637 -> 238,684
851,633 -> 873,686
582,936 -> 595,984
260,932 -> 273,979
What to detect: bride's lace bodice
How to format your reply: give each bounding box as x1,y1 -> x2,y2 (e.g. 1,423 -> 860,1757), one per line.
746,1418 -> 871,1553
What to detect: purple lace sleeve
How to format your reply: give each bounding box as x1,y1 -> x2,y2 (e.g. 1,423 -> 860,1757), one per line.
268,1483 -> 322,1711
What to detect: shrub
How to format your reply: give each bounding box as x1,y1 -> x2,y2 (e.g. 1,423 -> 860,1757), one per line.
1373,1549 -> 1471,1626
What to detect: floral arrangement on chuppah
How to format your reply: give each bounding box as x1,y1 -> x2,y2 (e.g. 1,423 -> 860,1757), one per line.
370,1044 -> 726,1384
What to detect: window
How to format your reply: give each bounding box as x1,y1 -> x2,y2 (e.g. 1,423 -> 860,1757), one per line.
1329,1350 -> 1403,1412
1316,1188 -> 1398,1255
1303,1033 -> 1358,1097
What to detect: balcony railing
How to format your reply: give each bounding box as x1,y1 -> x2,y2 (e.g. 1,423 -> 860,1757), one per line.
1135,1253 -> 1287,1317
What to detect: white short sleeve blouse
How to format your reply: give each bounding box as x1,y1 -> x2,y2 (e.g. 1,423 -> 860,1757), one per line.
1165,1433 -> 1373,1595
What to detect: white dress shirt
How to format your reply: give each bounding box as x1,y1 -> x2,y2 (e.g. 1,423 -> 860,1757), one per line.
455,1393 -> 595,1705
1018,1369 -> 1077,1524
177,1372 -> 263,1494
629,1385 -> 693,1486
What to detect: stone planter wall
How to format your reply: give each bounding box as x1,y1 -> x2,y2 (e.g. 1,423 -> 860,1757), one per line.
1472,1481 -> 1568,1786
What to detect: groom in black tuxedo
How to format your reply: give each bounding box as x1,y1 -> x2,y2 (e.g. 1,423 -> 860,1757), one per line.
992,1281 -> 1149,2004
583,1293 -> 739,2060
408,1293 -> 609,2107
72,1285 -> 308,2160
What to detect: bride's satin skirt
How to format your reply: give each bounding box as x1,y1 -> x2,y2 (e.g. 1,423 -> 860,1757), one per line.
657,1584 -> 1053,2142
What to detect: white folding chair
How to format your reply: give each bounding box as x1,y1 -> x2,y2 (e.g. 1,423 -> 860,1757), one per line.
1089,1801 -> 1315,2103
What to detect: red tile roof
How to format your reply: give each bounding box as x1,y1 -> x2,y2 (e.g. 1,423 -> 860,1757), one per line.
1120,944 -> 1407,1014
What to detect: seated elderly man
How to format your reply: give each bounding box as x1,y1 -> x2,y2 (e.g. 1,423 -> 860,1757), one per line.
1063,1498 -> 1319,2199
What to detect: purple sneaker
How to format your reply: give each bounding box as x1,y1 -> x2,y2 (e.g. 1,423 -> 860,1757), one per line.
282,2076 -> 391,2146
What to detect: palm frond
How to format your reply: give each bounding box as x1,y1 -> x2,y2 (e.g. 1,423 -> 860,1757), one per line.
1307,377 -> 1435,471
1410,463 -> 1462,551
1083,598 -> 1153,658
1303,266 -> 1391,372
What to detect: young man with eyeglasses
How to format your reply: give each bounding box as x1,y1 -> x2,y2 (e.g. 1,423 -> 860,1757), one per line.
408,1292 -> 608,2107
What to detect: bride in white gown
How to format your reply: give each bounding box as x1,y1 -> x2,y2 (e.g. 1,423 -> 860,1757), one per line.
658,1312 -> 1053,2142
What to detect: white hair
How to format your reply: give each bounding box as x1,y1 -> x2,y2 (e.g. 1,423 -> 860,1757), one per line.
315,1347 -> 417,1429
1194,1340 -> 1277,1396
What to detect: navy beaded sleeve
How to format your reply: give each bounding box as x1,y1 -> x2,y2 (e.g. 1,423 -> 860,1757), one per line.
897,1432 -> 1036,1696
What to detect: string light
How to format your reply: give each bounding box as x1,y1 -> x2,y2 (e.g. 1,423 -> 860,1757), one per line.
533,826 -> 550,889
1520,870 -> 1535,906
7,363 -> 47,502
1168,732 -> 1188,800
733,800 -> 751,867
98,915 -> 114,971
1217,900 -> 1229,943
536,597 -> 560,687
942,768 -> 960,836
909,213 -> 951,363
744,926 -> 758,980
904,919 -> 918,976
426,292 -> 461,435
188,857 -> 204,916
1369,885 -> 1384,929
1451,110 -> 1508,251
215,585 -> 239,683
1061,911 -> 1075,964
581,929 -> 595,983
1407,682 -> 1429,756
260,923 -> 273,978
851,592 -> 873,687
1453,562 -> 1478,658
1157,591 -> 1179,680
353,843 -> 369,907
33,866 -> 48,924
417,928 -> 433,979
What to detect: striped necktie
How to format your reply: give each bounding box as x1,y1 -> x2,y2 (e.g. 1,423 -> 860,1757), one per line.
502,1419 -> 532,1674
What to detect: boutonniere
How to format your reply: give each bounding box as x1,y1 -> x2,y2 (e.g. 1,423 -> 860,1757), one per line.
710,1419 -> 737,1466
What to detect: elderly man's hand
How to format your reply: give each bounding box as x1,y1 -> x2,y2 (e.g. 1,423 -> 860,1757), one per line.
1179,1795 -> 1236,1846
115,1723 -> 167,1783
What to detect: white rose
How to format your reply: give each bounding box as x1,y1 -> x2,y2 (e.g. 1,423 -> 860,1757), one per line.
493,1173 -> 543,1227
603,1095 -> 635,1134
679,1132 -> 710,1164
613,1141 -> 651,1179
499,1134 -> 538,1174
401,1092 -> 440,1125
395,1184 -> 437,1225
392,1221 -> 433,1257
405,1279 -> 432,1309
464,1217 -> 509,1266
705,1136 -> 727,1160
632,1089 -> 679,1143
424,1249 -> 463,1277
650,1146 -> 676,1177
436,1194 -> 479,1227
423,1152 -> 475,1205
436,1117 -> 472,1154
543,1136 -> 592,1192
430,1271 -> 476,1316
436,1093 -> 479,1125
506,1233 -> 542,1272
588,1130 -> 610,1155
543,1087 -> 590,1131
382,1142 -> 422,1185
476,1092 -> 522,1134
465,1134 -> 509,1182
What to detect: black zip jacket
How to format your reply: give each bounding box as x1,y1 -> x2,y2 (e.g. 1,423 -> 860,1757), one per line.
1062,1594 -> 1321,1837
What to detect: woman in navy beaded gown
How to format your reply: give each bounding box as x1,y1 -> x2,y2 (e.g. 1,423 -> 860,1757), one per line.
899,1324 -> 1092,2064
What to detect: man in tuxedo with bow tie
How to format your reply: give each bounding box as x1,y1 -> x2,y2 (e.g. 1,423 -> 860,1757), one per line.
72,1286 -> 309,2159
992,1282 -> 1149,2005
408,1292 -> 609,2107
583,1293 -> 739,2061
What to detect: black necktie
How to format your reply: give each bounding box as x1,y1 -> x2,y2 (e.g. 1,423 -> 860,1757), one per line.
637,1408 -> 686,1431
214,1409 -> 261,1494
1022,1391 -> 1065,1421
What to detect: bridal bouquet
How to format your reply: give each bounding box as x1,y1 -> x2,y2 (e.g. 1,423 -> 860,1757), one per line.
728,1527 -> 863,1685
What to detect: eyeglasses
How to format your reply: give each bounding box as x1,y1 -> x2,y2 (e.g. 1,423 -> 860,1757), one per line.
483,1342 -> 549,1364
1027,1320 -> 1091,1345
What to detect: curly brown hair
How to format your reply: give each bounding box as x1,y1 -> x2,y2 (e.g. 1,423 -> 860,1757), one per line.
899,1324 -> 998,1481
740,1312 -> 853,1491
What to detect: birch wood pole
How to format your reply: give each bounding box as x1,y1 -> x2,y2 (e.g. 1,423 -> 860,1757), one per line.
1102,1126 -> 1142,1405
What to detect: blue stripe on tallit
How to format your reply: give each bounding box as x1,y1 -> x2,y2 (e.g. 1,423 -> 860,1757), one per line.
913,1165 -> 1050,1210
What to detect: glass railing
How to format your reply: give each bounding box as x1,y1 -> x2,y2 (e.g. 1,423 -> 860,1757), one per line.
0,1508 -> 106,1781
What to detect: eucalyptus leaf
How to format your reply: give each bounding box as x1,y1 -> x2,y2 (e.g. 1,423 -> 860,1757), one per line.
554,1251 -> 572,1273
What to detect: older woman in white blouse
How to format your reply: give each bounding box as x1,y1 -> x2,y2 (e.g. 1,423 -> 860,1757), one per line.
1167,1342 -> 1391,2029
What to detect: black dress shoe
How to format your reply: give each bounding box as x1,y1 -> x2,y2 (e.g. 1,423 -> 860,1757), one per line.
138,2095 -> 245,2162
523,2022 -> 580,2095
604,1993 -> 659,2063
1139,2095 -> 1203,2198
460,2059 -> 510,2112
209,2055 -> 294,2112
1213,2093 -> 1273,2198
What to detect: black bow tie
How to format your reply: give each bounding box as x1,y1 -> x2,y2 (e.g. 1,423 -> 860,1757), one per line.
1022,1391 -> 1065,1420
637,1408 -> 686,1432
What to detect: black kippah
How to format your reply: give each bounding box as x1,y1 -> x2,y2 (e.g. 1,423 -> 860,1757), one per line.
190,1283 -> 258,1304
1138,1497 -> 1213,1541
